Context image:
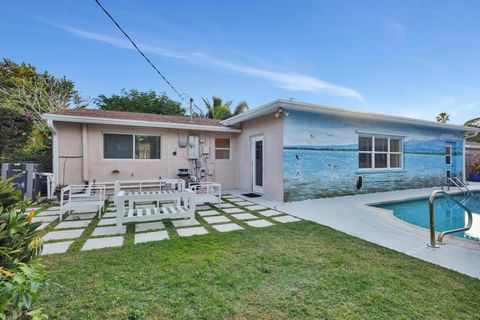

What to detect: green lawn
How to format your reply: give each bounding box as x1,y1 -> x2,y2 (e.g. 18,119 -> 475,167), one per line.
39,221 -> 480,319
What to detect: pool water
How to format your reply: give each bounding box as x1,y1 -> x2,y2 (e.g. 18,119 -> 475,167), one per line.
374,192 -> 480,241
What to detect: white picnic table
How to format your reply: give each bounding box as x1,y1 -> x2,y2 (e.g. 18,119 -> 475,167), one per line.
114,188 -> 196,229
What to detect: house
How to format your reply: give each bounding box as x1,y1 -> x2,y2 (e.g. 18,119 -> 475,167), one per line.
42,100 -> 480,202
466,142 -> 480,180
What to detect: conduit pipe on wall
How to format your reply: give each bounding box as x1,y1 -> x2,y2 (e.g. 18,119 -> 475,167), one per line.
46,119 -> 59,189
82,124 -> 89,182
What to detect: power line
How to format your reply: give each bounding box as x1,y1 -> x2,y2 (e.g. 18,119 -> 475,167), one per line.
94,0 -> 183,100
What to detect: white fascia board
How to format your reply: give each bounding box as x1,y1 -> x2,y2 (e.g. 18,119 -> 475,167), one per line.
41,114 -> 241,133
221,99 -> 480,133
466,143 -> 480,149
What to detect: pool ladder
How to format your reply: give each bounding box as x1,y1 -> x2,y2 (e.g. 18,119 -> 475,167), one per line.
442,177 -> 473,197
427,190 -> 473,248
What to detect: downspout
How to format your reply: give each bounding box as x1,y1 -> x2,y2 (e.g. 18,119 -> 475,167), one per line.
463,131 -> 479,183
46,119 -> 59,189
82,124 -> 89,182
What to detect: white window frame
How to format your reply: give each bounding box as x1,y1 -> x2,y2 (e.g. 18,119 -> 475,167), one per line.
102,132 -> 162,160
215,137 -> 231,160
358,134 -> 403,170
445,143 -> 452,166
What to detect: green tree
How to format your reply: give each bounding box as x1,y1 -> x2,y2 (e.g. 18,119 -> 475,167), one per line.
0,58 -> 85,129
202,96 -> 248,120
464,117 -> 480,143
0,58 -> 83,170
95,89 -> 185,116
0,108 -> 34,161
436,112 -> 450,123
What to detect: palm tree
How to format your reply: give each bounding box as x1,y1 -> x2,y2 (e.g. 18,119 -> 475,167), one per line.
436,112 -> 450,123
202,96 -> 248,120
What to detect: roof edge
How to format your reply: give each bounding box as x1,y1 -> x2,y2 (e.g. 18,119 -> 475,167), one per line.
42,113 -> 241,133
221,99 -> 480,133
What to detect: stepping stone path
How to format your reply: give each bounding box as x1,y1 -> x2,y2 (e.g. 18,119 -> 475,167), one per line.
203,215 -> 231,224
103,211 -> 116,218
259,209 -> 283,217
37,211 -> 59,217
171,219 -> 200,228
46,206 -> 60,211
42,241 -> 73,255
245,219 -> 273,228
37,222 -> 50,230
91,226 -> 126,237
215,203 -> 235,209
32,215 -> 57,223
272,215 -> 301,223
236,201 -> 255,206
98,218 -> 116,226
134,231 -> 169,244
43,229 -> 84,241
135,221 -> 165,232
198,210 -> 220,217
231,213 -> 257,220
223,208 -> 244,214
196,205 -> 210,210
176,226 -> 208,237
56,220 -> 91,229
212,223 -> 243,233
227,198 -> 244,202
82,236 -> 124,251
245,205 -> 268,211
65,213 -> 96,221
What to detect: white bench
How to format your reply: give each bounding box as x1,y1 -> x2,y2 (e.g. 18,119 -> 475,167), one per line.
94,179 -> 185,202
115,188 -> 196,229
59,183 -> 106,220
189,182 -> 221,206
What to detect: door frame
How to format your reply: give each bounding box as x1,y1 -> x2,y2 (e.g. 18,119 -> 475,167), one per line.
251,135 -> 264,194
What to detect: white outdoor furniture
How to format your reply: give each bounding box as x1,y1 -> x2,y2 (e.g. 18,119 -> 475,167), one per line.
189,182 -> 222,206
111,179 -> 185,208
59,183 -> 106,220
114,188 -> 196,229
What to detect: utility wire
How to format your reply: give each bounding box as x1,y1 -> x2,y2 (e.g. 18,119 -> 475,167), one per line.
94,0 -> 183,100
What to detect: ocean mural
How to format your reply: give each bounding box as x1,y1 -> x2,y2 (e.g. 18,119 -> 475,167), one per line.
283,110 -> 464,202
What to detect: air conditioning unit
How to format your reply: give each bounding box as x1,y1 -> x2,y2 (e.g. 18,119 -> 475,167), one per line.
188,135 -> 199,159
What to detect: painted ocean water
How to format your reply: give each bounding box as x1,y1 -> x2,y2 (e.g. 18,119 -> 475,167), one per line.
283,149 -> 462,202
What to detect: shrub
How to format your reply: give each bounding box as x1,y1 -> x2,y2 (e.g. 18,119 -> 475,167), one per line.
0,108 -> 33,161
0,176 -> 48,319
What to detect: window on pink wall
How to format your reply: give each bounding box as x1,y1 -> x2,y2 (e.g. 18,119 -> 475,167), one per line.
215,138 -> 230,160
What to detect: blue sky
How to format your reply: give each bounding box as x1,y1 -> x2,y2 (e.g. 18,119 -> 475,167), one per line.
2,0 -> 480,124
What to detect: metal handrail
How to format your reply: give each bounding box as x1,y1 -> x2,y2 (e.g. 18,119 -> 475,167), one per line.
444,177 -> 466,196
428,190 -> 473,248
451,177 -> 472,196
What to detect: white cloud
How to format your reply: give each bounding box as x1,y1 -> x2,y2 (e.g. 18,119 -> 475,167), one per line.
48,22 -> 365,102
382,17 -> 407,38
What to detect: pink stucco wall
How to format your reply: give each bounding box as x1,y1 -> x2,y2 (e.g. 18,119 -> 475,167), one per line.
54,114 -> 284,201
55,122 -> 237,189
234,114 -> 284,201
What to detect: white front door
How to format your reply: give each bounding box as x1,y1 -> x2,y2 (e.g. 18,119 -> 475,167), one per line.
251,135 -> 264,194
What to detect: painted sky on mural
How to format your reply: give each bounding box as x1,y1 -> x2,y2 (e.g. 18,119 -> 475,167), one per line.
283,110 -> 463,148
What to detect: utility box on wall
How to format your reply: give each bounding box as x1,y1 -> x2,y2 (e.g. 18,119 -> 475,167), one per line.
188,135 -> 199,159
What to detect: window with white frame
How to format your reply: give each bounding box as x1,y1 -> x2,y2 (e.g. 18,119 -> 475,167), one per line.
358,135 -> 403,170
215,138 -> 230,160
103,133 -> 161,159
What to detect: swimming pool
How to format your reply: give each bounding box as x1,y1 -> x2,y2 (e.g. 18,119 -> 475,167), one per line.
373,192 -> 480,242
